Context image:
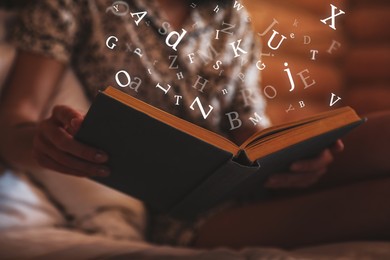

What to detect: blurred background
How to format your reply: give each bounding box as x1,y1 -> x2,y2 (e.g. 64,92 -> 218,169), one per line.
244,0 -> 390,124
0,1 -> 390,258
1,0 -> 390,125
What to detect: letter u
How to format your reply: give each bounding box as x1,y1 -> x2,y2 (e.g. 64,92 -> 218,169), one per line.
267,30 -> 287,50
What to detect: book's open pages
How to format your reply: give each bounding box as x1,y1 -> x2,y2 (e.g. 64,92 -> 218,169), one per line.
104,87 -> 362,162
241,107 -> 361,162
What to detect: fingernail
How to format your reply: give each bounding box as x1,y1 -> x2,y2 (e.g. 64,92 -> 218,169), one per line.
95,151 -> 108,162
97,168 -> 110,177
70,118 -> 78,129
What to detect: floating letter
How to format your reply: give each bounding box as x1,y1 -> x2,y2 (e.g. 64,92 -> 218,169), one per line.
106,36 -> 118,50
165,29 -> 187,51
320,4 -> 345,30
284,62 -> 295,92
190,97 -> 214,119
329,93 -> 342,106
268,30 -> 287,50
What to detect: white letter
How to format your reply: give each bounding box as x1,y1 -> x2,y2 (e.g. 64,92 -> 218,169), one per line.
106,36 -> 118,50
230,39 -> 248,58
165,29 -> 187,51
226,112 -> 242,130
115,70 -> 131,88
131,11 -> 147,26
304,35 -> 311,45
257,18 -> 279,37
320,4 -> 345,30
286,104 -> 295,113
284,62 -> 295,92
174,95 -> 182,105
240,89 -> 254,106
192,75 -> 209,93
129,77 -> 142,92
268,30 -> 287,50
190,97 -> 214,119
256,60 -> 266,71
296,69 -> 316,89
233,1 -> 244,11
327,40 -> 341,54
329,93 -> 342,106
213,60 -> 222,70
187,53 -> 195,64
310,50 -> 319,60
249,112 -> 262,126
134,48 -> 143,57
156,83 -> 171,94
263,85 -> 277,99
168,55 -> 179,69
177,72 -> 184,80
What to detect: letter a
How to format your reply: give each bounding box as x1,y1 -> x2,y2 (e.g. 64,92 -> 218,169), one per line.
131,11 -> 147,26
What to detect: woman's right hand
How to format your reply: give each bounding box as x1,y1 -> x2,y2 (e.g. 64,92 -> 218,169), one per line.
33,105 -> 110,177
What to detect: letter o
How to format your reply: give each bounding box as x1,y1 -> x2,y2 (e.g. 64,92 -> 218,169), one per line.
263,85 -> 277,99
115,70 -> 131,88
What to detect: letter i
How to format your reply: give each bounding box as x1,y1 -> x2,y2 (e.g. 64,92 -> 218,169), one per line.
284,62 -> 295,92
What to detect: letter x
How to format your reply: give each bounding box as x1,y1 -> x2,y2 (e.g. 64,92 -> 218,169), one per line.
320,4 -> 345,30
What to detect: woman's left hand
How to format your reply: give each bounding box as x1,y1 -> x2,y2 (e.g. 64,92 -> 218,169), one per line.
265,139 -> 344,189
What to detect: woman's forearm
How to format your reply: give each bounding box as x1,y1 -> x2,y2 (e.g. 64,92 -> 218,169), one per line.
0,50 -> 67,172
0,122 -> 41,171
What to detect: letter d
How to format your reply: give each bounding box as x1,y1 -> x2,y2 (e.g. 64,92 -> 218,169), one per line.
165,29 -> 187,51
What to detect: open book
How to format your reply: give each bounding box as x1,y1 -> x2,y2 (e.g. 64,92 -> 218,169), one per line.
75,86 -> 364,219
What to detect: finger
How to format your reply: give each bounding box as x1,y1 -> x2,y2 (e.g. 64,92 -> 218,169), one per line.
33,149 -> 90,177
34,133 -> 110,177
66,117 -> 83,136
290,149 -> 333,172
330,139 -> 344,154
42,120 -> 108,163
52,105 -> 84,131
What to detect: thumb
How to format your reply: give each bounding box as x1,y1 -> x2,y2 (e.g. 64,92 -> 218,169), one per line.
67,117 -> 84,136
52,105 -> 84,135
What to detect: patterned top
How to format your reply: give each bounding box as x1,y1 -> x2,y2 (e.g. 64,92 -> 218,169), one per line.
13,0 -> 270,246
14,0 -> 270,138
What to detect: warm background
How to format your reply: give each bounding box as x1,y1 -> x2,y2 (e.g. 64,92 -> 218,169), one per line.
1,1 -> 390,125
0,1 -> 390,259
244,0 -> 390,125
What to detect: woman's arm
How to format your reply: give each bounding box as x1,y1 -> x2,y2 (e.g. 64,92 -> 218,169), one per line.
0,51 -> 64,170
0,50 -> 109,177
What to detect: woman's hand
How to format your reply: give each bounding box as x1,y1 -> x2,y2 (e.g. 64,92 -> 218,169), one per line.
265,140 -> 344,189
33,105 -> 110,177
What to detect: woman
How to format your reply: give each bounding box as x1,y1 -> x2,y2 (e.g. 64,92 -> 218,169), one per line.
0,0 -> 389,249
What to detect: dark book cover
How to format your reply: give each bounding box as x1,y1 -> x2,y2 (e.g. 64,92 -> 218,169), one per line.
75,90 -> 364,219
74,92 -> 236,213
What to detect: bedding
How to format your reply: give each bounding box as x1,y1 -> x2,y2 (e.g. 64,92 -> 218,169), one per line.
1,167 -> 390,260
1,227 -> 390,259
